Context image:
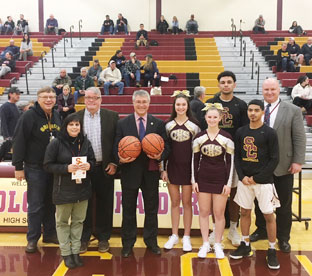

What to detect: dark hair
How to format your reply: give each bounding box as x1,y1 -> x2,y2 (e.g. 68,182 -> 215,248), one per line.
169,94 -> 197,123
248,99 -> 264,110
297,75 -> 308,85
22,33 -> 30,45
60,113 -> 83,141
217,71 -> 236,82
116,50 -> 122,55
292,21 -> 297,27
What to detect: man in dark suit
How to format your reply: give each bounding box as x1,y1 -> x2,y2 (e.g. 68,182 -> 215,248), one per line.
76,87 -> 119,253
190,86 -> 206,130
250,78 -> 306,253
114,90 -> 170,257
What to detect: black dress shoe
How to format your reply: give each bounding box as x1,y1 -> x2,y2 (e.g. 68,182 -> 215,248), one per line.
25,241 -> 37,253
80,241 -> 89,253
72,254 -> 83,267
147,245 -> 161,255
42,235 -> 59,244
278,240 -> 291,253
63,255 -> 76,269
121,247 -> 133,258
250,230 -> 268,242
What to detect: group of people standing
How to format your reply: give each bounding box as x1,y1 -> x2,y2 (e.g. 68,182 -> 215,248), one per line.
11,70 -> 305,270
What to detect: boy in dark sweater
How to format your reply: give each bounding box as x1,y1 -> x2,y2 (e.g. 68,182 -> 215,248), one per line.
230,100 -> 280,270
135,24 -> 149,49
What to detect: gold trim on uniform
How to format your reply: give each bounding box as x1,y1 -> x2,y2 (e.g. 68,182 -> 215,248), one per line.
184,120 -> 201,137
215,134 -> 234,155
165,120 -> 177,135
170,129 -> 191,142
192,134 -> 209,153
201,144 -> 223,157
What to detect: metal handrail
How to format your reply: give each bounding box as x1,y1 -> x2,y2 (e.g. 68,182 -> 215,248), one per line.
70,25 -> 74,48
243,41 -> 246,67
40,51 -> 47,80
24,62 -> 32,95
250,50 -> 255,79
63,33 -> 68,57
255,62 -> 260,94
231,18 -> 235,39
233,25 -> 237,47
78,20 -> 82,40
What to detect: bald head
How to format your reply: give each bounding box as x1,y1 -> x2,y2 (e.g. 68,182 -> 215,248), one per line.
262,78 -> 280,104
307,37 -> 312,45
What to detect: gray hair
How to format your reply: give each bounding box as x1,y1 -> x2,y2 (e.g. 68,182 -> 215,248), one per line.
80,67 -> 87,73
194,86 -> 206,98
132,90 -> 150,102
86,87 -> 101,96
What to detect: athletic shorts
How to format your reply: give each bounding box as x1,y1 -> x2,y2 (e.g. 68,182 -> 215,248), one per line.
231,169 -> 239,188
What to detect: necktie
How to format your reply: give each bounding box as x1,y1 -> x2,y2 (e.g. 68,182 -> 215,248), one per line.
139,117 -> 145,141
264,103 -> 271,126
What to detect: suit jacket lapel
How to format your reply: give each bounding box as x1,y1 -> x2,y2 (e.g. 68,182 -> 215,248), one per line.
146,114 -> 155,134
273,101 -> 286,131
129,114 -> 140,138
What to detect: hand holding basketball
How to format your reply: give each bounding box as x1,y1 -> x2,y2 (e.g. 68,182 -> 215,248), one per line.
142,133 -> 164,159
118,136 -> 142,160
118,153 -> 136,164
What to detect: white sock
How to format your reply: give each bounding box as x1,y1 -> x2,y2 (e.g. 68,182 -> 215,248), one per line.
269,242 -> 276,249
171,234 -> 178,238
183,235 -> 190,239
203,241 -> 210,247
212,223 -> 216,231
230,221 -> 237,231
242,236 -> 250,246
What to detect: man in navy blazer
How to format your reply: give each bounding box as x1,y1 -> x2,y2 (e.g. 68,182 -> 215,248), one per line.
114,90 -> 170,257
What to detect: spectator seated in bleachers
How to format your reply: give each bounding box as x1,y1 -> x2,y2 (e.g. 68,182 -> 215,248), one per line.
287,37 -> 304,66
289,21 -> 306,36
301,37 -> 312,66
88,59 -> 102,86
45,14 -> 58,35
124,52 -> 141,87
186,14 -> 198,34
142,54 -> 160,87
74,67 -> 94,103
3,16 -> 15,35
157,15 -> 169,34
114,13 -> 128,35
57,84 -> 75,120
19,33 -> 33,61
15,14 -> 29,35
52,69 -> 72,96
110,49 -> 126,77
100,15 -> 114,35
277,42 -> 295,72
0,19 -> 3,34
0,52 -> 16,78
291,75 -> 312,113
0,39 -> 20,60
135,24 -> 149,49
99,60 -> 124,95
253,15 -> 265,34
172,16 -> 179,35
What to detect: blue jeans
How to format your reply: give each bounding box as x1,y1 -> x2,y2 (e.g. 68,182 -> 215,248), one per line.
101,25 -> 113,34
124,70 -> 141,87
114,25 -> 128,35
74,90 -> 84,103
104,81 -> 124,95
282,58 -> 295,72
24,165 -> 56,242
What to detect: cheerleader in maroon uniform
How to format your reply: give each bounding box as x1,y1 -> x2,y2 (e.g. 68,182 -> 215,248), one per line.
161,90 -> 201,251
192,103 -> 234,259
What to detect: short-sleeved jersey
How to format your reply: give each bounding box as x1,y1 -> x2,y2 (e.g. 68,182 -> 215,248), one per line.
192,129 -> 234,194
165,119 -> 201,185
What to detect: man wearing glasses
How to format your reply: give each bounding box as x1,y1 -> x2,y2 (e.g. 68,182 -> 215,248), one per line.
12,86 -> 61,253
77,87 -> 119,254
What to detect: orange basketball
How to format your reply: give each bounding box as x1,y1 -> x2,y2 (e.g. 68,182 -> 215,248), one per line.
118,136 -> 142,159
142,133 -> 164,156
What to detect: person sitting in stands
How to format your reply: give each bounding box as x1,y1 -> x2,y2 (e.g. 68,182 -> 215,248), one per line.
0,52 -> 15,78
110,50 -> 126,78
0,40 -> 20,60
142,54 -> 160,87
99,60 -> 124,95
3,16 -> 15,35
172,16 -> 179,35
253,15 -> 265,34
57,84 -> 75,120
277,42 -> 295,72
287,37 -> 304,66
291,75 -> 312,113
101,15 -> 114,35
0,19 -> 3,34
289,21 -> 306,36
157,15 -> 169,34
15,14 -> 29,34
19,33 -> 33,61
88,59 -> 102,86
74,67 -> 94,103
135,24 -> 149,49
52,69 -> 72,96
45,14 -> 58,35
186,14 -> 198,35
124,52 -> 141,87
301,37 -> 312,66
114,13 -> 128,35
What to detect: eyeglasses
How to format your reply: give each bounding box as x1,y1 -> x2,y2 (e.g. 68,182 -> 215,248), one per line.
39,95 -> 56,100
85,96 -> 101,101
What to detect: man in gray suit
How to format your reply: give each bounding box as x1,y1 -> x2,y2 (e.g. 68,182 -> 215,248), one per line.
250,78 -> 306,253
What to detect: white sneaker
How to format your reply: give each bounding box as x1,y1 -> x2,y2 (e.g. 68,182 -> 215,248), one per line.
209,230 -> 223,245
228,228 -> 241,247
198,242 -> 211,258
182,236 -> 192,252
214,243 -> 225,259
164,234 -> 179,250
